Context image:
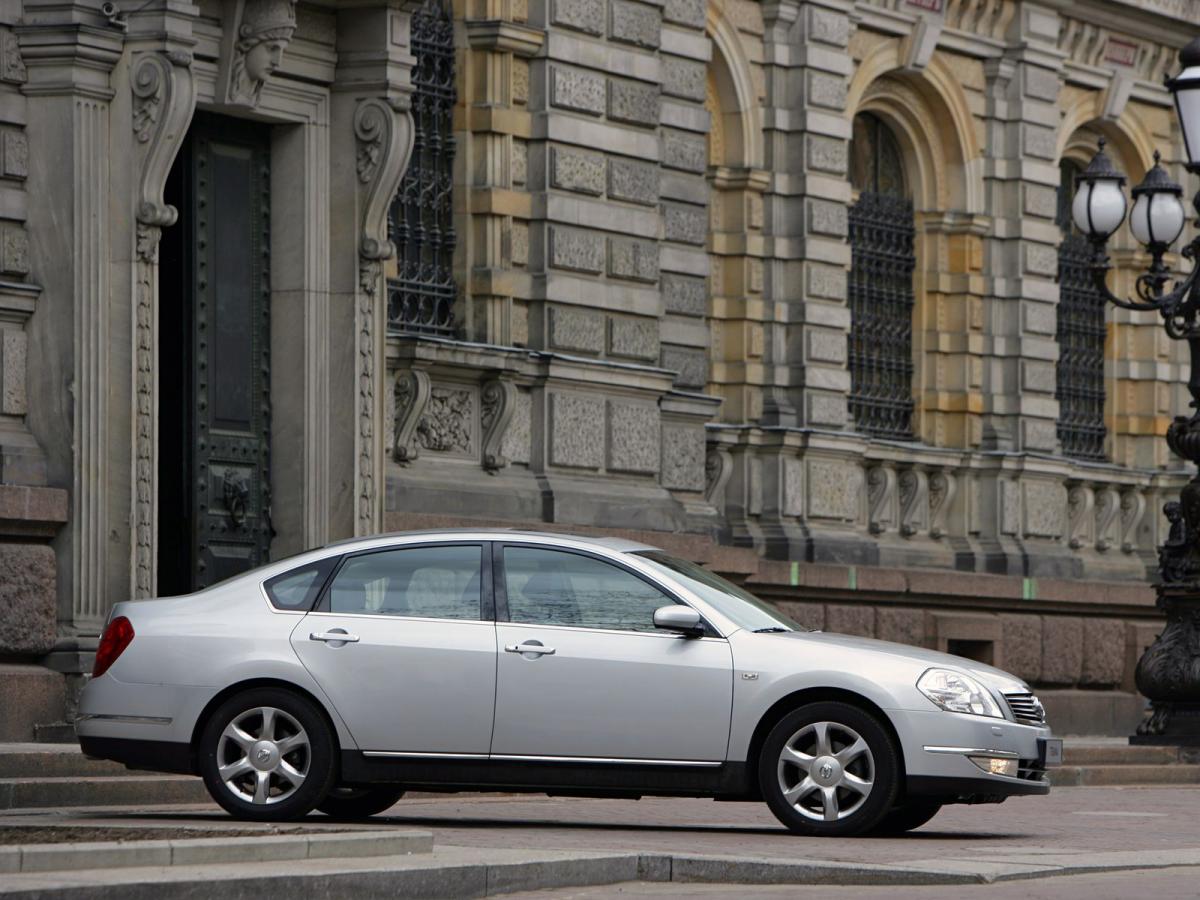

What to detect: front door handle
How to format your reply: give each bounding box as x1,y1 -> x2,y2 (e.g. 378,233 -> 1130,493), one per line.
310,630 -> 360,644
505,642 -> 555,657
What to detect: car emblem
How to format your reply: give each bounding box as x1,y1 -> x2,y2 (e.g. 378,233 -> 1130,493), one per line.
819,763 -> 833,780
257,747 -> 272,763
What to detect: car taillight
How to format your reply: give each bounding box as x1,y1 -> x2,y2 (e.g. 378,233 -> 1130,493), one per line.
93,616 -> 134,678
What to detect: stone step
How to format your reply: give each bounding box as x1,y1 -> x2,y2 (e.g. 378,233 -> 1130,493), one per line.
32,723 -> 76,744
1049,763 -> 1200,787
1062,740 -> 1192,767
0,744 -> 128,779
0,775 -> 212,810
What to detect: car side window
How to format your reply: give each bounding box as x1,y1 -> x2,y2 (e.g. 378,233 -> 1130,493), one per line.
326,545 -> 483,620
264,558 -> 336,611
503,546 -> 673,632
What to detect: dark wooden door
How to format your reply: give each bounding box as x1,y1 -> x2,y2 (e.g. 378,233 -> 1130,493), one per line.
159,114 -> 272,594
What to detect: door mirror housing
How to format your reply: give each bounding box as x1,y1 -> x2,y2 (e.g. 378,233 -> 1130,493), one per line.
653,605 -> 703,636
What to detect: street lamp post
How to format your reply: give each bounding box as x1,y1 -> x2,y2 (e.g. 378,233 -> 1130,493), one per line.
1074,36 -> 1200,745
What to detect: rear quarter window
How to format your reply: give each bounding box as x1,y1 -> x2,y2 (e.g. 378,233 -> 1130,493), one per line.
263,558 -> 337,611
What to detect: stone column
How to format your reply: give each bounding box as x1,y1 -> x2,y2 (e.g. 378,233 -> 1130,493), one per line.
19,3 -> 125,634
330,1 -> 416,537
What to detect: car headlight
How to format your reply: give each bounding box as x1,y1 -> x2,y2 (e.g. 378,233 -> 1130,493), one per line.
917,668 -> 1003,718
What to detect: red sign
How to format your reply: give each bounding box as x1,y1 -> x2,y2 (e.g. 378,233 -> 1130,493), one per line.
1105,38 -> 1138,67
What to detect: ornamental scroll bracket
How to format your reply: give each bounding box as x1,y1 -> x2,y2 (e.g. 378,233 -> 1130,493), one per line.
132,50 -> 196,259
354,96 -> 414,297
393,369 -> 431,465
480,378 -> 516,474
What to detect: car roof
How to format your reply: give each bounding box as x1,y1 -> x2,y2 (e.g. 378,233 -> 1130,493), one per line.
320,528 -> 662,556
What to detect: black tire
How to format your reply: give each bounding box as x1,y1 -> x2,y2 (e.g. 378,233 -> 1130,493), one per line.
758,701 -> 900,837
317,786 -> 406,819
870,800 -> 943,835
198,688 -> 338,822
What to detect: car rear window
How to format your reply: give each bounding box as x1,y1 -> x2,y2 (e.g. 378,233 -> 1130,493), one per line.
264,558 -> 337,611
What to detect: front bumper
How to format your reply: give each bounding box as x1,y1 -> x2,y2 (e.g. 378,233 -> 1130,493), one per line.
890,708 -> 1053,802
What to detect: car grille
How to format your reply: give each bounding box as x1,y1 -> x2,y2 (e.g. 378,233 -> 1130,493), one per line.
1004,692 -> 1046,726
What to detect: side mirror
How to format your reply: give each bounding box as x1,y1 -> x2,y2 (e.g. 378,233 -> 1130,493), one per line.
653,604 -> 703,636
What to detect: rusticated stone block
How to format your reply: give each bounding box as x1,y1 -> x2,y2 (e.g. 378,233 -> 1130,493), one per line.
807,394 -> 846,427
826,604 -> 876,638
549,225 -> 605,273
551,66 -> 606,116
608,235 -> 659,282
1024,66 -> 1060,102
1021,360 -> 1056,393
608,157 -> 658,205
512,58 -> 530,104
806,459 -> 858,520
660,345 -> 707,388
662,0 -> 704,28
808,6 -> 849,46
808,199 -> 847,238
1,328 -> 26,415
660,425 -> 705,491
1041,616 -> 1084,686
661,128 -> 707,173
1024,184 -> 1057,219
551,146 -> 605,195
807,71 -> 846,110
1,131 -> 27,179
663,56 -> 706,102
0,224 -> 28,276
662,202 -> 707,245
806,135 -> 846,175
607,401 -> 660,474
608,79 -> 659,127
806,329 -> 845,365
552,0 -> 604,35
662,273 -> 706,316
1024,243 -> 1058,276
877,607 -> 925,648
500,390 -> 532,465
1000,614 -> 1042,682
549,392 -> 604,469
608,316 -> 658,360
549,305 -> 604,353
0,664 -> 65,741
776,602 -> 825,632
511,221 -> 529,266
0,544 -> 56,656
1022,480 -> 1065,538
1023,124 -> 1056,160
610,0 -> 661,49
1081,618 -> 1125,687
807,264 -> 846,301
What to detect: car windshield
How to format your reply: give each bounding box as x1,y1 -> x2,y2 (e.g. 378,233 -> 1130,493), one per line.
632,551 -> 803,633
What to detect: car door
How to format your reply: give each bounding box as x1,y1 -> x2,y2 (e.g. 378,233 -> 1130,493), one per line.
290,541 -> 496,754
491,543 -> 733,762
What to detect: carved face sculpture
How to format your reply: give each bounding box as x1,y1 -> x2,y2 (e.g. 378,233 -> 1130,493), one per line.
228,0 -> 296,105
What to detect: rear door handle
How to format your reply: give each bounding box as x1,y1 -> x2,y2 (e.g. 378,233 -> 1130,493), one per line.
310,631 -> 360,643
505,642 -> 555,656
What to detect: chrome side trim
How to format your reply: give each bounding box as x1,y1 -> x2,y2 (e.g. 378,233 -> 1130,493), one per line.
361,751 -> 722,767
923,745 -> 1020,759
75,714 -> 173,725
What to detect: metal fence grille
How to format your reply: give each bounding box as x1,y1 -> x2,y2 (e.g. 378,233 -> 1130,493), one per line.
848,191 -> 916,440
387,0 -> 457,336
1056,232 -> 1107,460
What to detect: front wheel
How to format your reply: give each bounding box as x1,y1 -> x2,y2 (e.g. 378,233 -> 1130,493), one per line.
758,701 -> 900,837
198,688 -> 337,822
317,786 -> 406,819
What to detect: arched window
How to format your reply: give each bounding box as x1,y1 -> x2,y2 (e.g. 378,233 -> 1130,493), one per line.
1055,159 -> 1107,460
847,113 -> 915,440
388,0 -> 457,335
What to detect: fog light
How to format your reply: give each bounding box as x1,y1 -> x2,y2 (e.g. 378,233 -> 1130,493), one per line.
969,756 -> 1018,777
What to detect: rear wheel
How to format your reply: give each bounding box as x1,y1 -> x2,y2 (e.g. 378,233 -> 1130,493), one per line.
198,688 -> 337,821
758,701 -> 899,837
317,786 -> 406,819
870,800 -> 943,834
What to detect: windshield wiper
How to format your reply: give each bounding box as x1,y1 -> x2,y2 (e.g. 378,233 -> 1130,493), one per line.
753,627 -> 790,633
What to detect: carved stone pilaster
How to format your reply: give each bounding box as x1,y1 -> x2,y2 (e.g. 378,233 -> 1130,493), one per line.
393,369 -> 431,465
216,0 -> 297,109
131,49 -> 196,597
481,378 -> 517,473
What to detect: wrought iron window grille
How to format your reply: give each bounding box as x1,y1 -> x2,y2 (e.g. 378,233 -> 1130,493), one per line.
387,0 -> 457,337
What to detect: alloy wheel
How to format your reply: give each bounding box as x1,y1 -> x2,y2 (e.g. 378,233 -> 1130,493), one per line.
216,706 -> 311,805
776,720 -> 875,822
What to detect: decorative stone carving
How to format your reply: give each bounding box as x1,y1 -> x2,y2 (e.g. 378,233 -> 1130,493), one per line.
551,66 -> 606,116
1067,484 -> 1095,550
1,132 -> 27,180
480,378 -> 517,473
0,31 -> 26,85
393,369 -> 432,464
608,158 -> 659,205
661,273 -> 706,316
705,448 -> 733,505
662,202 -> 707,245
417,387 -> 476,454
607,79 -> 659,127
1095,487 -> 1121,552
608,316 -> 658,360
661,128 -> 706,173
609,0 -> 661,49
660,346 -> 707,388
867,466 -> 896,535
663,57 -> 706,102
1120,489 -> 1146,554
549,226 -> 605,273
929,471 -> 956,539
217,0 -> 298,108
551,146 -> 605,195
553,0 -> 605,36
549,306 -> 604,353
898,469 -> 928,537
608,236 -> 659,282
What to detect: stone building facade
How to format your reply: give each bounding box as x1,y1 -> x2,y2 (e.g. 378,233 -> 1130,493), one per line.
2,0 -> 1198,735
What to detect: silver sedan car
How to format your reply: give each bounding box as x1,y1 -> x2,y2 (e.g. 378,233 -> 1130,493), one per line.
77,530 -> 1059,836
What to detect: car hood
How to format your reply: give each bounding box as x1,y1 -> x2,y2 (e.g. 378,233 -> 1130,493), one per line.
767,630 -> 1029,693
